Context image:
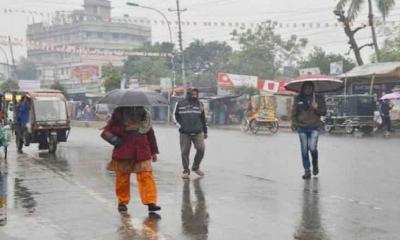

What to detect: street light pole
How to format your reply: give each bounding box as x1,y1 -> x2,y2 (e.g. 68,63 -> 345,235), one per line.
126,2 -> 176,90
0,46 -> 10,79
127,2 -> 176,123
169,0 -> 187,96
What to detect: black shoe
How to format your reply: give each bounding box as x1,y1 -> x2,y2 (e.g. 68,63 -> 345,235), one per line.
147,203 -> 161,212
302,171 -> 311,179
17,149 -> 23,154
313,167 -> 319,176
118,204 -> 128,212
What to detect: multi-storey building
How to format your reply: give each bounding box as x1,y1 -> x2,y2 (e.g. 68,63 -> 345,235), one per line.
26,0 -> 152,97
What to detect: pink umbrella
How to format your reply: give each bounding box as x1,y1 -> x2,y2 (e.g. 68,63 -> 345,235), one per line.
380,92 -> 400,100
284,75 -> 344,93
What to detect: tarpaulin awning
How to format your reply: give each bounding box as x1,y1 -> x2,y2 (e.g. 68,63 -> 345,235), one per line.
340,62 -> 400,79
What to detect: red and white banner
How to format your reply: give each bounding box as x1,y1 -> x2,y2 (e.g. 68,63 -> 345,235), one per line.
258,80 -> 279,93
217,73 -> 258,88
258,79 -> 295,95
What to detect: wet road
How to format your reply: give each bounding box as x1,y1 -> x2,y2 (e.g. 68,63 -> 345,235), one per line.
0,126 -> 399,239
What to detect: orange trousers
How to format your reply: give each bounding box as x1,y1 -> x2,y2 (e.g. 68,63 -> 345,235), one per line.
115,171 -> 157,205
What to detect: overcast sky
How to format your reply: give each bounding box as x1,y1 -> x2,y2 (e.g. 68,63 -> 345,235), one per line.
1,0 -> 400,62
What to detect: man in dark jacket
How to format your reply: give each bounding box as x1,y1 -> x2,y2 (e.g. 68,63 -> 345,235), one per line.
174,88 -> 208,179
291,81 -> 326,179
379,99 -> 392,134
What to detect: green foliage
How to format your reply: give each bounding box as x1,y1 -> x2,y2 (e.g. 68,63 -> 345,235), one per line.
15,57 -> 38,80
50,81 -> 66,95
102,64 -> 122,92
230,20 -> 307,79
1,79 -> 19,92
377,28 -> 400,62
299,47 -> 356,74
336,0 -> 396,21
124,56 -> 170,85
232,86 -> 259,96
183,40 -> 233,87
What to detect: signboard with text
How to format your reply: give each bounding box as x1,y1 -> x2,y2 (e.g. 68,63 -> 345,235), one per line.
217,73 -> 258,88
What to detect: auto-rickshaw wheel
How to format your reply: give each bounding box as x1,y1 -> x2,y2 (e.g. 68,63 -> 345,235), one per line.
360,126 -> 373,134
48,135 -> 58,153
249,120 -> 259,134
268,121 -> 279,133
345,122 -> 355,134
324,125 -> 333,133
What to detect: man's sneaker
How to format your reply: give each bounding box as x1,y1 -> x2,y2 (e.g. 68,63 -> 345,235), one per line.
182,171 -> 190,179
193,169 -> 205,177
313,167 -> 319,176
118,204 -> 128,212
302,171 -> 311,179
147,203 -> 161,212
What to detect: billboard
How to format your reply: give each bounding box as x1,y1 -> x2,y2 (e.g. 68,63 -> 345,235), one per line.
299,67 -> 320,76
330,61 -> 344,75
217,73 -> 258,88
18,80 -> 41,90
71,65 -> 99,83
257,80 -> 279,93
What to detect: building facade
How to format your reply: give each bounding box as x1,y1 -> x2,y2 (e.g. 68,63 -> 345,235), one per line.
26,0 -> 152,97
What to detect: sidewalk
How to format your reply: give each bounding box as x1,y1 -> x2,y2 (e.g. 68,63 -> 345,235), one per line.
70,120 -> 292,131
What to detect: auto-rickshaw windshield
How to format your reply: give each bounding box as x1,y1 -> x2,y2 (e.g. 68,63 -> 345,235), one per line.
33,96 -> 67,122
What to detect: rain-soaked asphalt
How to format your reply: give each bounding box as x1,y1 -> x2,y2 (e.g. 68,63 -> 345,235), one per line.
0,126 -> 399,239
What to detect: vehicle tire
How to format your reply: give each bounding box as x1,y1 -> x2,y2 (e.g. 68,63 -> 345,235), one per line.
345,122 -> 355,134
240,119 -> 250,132
48,135 -> 58,154
361,126 -> 373,134
250,120 -> 259,134
269,121 -> 279,133
324,125 -> 333,133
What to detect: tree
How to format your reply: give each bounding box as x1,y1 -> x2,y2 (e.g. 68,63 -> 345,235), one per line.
377,27 -> 400,62
15,57 -> 38,80
123,56 -> 170,85
299,47 -> 356,75
230,21 -> 307,79
1,79 -> 19,92
334,9 -> 371,65
183,40 -> 233,87
102,64 -> 122,92
50,81 -> 66,95
336,0 -> 396,62
232,86 -> 258,96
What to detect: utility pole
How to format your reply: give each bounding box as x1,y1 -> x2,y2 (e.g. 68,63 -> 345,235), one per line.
169,0 -> 187,96
8,36 -> 16,79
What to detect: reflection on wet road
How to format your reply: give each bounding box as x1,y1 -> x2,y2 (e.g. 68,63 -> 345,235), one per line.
294,179 -> 328,240
0,126 -> 399,239
181,178 -> 209,240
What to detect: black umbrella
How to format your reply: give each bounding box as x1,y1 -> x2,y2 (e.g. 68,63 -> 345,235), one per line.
98,89 -> 168,106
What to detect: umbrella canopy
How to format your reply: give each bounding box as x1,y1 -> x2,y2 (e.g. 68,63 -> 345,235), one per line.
98,89 -> 168,107
284,75 -> 344,93
380,92 -> 400,100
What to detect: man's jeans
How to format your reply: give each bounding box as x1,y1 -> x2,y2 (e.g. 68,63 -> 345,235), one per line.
298,128 -> 319,172
180,133 -> 205,173
382,115 -> 391,132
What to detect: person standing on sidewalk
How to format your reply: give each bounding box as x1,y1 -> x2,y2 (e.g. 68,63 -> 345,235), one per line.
379,99 -> 393,135
102,107 -> 161,213
173,88 -> 208,179
291,82 -> 326,179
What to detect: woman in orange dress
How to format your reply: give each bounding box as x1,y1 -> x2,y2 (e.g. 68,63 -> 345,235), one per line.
102,106 -> 161,213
